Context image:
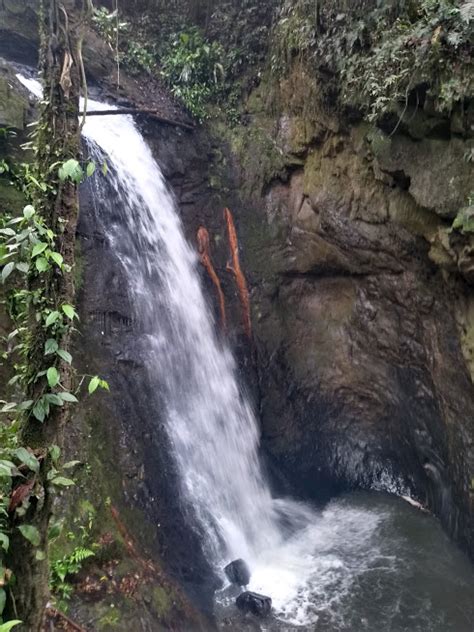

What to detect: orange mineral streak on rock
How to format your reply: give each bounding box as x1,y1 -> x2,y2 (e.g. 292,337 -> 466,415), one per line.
224,208 -> 251,339
110,505 -> 156,575
197,226 -> 227,333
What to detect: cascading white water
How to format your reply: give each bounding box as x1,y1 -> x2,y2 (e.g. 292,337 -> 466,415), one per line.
82,101 -> 284,560
77,101 -> 383,626
14,74 -> 384,626
17,74 -> 474,631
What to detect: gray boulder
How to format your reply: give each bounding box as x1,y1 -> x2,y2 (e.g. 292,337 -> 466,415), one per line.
236,591 -> 272,617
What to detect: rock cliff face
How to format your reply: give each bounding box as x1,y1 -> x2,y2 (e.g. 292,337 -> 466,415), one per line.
210,64 -> 474,556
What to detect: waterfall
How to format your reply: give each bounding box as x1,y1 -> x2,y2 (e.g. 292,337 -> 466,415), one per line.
15,74 -> 385,626
77,102 -> 379,626
15,73 -> 474,631
81,100 -> 285,563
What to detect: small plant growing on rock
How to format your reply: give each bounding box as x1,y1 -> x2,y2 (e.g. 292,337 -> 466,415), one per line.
161,27 -> 225,121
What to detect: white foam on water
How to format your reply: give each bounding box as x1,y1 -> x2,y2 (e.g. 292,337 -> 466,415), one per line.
238,502 -> 387,626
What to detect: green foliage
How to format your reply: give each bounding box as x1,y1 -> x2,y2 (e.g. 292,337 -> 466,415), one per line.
208,0 -> 276,78
0,622 -> 22,632
49,508 -> 96,608
93,7 -> 157,75
50,547 -> 94,603
451,204 -> 474,234
92,7 -> 129,47
0,139 -> 108,624
93,5 -> 254,121
0,421 -> 41,622
342,0 -> 473,120
18,525 -> 41,547
125,41 -> 157,74
271,0 -> 474,121
0,201 -> 78,419
270,0 -> 318,73
161,28 -> 225,121
88,376 -> 109,395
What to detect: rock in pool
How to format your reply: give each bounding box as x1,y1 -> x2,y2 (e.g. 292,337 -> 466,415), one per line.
224,558 -> 251,586
236,591 -> 272,617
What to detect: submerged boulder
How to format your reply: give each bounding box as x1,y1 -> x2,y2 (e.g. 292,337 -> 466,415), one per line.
236,591 -> 272,617
224,558 -> 251,586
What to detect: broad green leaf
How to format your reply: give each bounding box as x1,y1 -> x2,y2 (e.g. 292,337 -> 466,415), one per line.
44,393 -> 63,407
0,402 -> 17,413
35,257 -> 49,273
32,400 -> 46,422
86,161 -> 96,177
0,464 -> 13,478
49,445 -> 61,462
61,304 -> 76,320
15,261 -> 29,273
99,379 -> 110,391
2,262 -> 14,282
48,521 -> 63,540
18,524 -> 41,546
0,460 -> 16,477
0,245 -> 9,263
17,399 -> 34,411
47,366 -> 60,388
58,391 -> 78,403
50,251 -> 63,267
28,175 -> 47,191
58,159 -> 83,183
57,349 -> 72,364
45,338 -> 59,355
46,467 -> 58,481
31,242 -> 47,258
63,460 -> 81,469
50,476 -> 75,487
0,587 -> 5,614
88,376 -> 100,394
23,205 -> 35,219
7,329 -> 20,341
14,447 -> 39,473
0,621 -> 23,632
45,311 -> 60,327
0,533 -> 9,552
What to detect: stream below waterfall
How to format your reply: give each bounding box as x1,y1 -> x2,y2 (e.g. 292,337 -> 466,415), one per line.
17,73 -> 474,632
215,491 -> 474,631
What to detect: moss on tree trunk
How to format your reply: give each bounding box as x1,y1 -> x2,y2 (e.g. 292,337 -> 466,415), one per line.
5,1 -> 81,629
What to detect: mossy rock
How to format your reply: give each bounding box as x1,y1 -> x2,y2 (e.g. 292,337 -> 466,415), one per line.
0,73 -> 28,130
0,178 -> 25,215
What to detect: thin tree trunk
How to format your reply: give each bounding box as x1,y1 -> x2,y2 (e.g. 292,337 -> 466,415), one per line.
5,1 -> 81,629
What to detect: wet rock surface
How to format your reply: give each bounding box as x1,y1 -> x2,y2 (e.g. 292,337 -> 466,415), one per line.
225,559 -> 251,587
236,592 -> 272,618
223,97 -> 474,559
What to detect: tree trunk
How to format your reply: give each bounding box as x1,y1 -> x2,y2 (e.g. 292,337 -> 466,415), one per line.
5,1 -> 81,629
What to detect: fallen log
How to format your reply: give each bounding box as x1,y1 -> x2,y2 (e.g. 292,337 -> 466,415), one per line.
78,108 -> 195,130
